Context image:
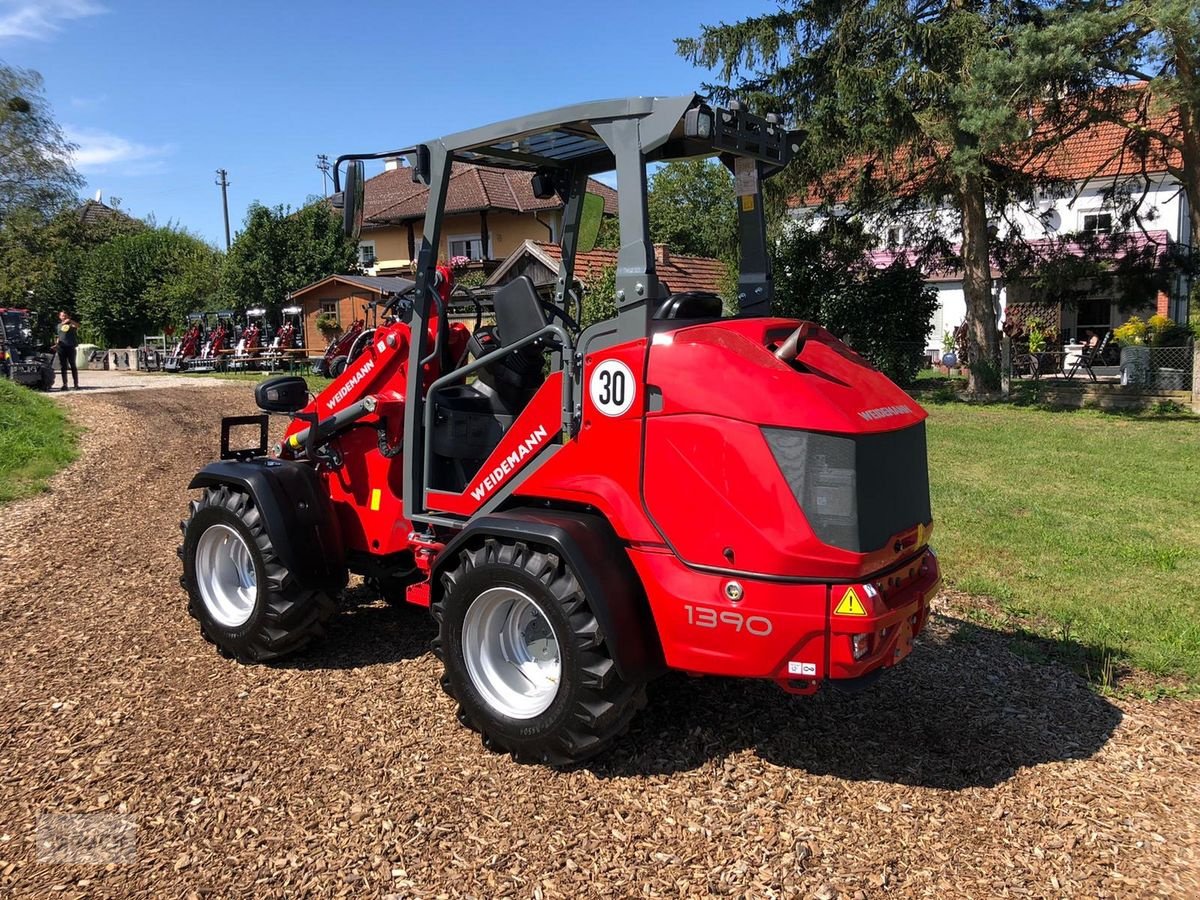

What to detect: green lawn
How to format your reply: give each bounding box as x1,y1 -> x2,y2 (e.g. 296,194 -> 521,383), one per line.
0,380 -> 80,504
925,401 -> 1200,690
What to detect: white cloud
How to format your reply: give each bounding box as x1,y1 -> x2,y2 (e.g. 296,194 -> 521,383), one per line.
0,1 -> 106,41
65,126 -> 173,175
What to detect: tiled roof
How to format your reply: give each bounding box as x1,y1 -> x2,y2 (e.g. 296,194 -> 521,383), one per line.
363,162 -> 618,225
77,199 -> 136,228
793,90 -> 1183,208
288,274 -> 415,300
532,241 -> 728,295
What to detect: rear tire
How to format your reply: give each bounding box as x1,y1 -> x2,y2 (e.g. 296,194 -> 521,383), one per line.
179,484 -> 336,661
432,538 -> 646,765
329,355 -> 348,377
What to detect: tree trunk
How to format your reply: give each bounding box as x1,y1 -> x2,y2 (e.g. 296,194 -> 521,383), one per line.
958,172 -> 999,392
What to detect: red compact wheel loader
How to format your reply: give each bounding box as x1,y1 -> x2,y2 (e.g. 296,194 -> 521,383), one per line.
180,95 -> 941,765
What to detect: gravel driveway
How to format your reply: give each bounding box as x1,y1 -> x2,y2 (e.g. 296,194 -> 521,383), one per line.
1,385 -> 1197,898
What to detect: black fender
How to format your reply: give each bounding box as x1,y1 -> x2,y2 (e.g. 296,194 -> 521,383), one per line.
432,508 -> 665,682
188,458 -> 348,593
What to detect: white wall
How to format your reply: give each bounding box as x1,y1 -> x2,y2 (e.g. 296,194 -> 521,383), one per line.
791,171 -> 1190,347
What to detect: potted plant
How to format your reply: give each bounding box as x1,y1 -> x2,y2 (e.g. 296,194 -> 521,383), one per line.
1114,315 -> 1150,386
315,312 -> 342,345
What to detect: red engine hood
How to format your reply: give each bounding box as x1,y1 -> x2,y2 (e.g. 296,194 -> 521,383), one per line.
641,317 -> 932,580
647,318 -> 925,434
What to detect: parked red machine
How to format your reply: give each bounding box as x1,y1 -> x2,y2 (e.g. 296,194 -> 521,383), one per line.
180,96 -> 941,764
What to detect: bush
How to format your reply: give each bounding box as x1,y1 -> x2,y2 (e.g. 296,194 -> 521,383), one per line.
581,264 -> 617,329
773,220 -> 937,384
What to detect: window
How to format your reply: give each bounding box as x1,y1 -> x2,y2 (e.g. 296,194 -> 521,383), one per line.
1082,212 -> 1113,235
357,241 -> 376,266
319,300 -> 339,322
886,226 -> 903,247
448,234 -> 485,260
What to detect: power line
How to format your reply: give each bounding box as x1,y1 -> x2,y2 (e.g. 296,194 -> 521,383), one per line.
215,168 -> 231,251
316,154 -> 331,197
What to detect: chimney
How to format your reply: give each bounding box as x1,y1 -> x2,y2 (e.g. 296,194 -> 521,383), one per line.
94,189 -> 102,202
384,157 -> 400,172
653,244 -> 670,266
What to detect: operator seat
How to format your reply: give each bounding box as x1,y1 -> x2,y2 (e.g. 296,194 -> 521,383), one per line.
428,276 -> 551,493
493,276 -> 548,346
475,276 -> 548,415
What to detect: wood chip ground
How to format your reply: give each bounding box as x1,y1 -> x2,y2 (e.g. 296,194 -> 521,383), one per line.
0,386 -> 1196,898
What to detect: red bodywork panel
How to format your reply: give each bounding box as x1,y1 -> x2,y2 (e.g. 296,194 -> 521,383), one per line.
280,311 -> 941,689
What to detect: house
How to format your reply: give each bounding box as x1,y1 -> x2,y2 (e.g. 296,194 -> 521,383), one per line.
357,160 -> 618,276
789,103 -> 1193,352
286,274 -> 413,351
487,240 -> 728,296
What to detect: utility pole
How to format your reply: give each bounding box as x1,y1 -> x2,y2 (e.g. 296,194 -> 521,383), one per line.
215,168 -> 231,251
316,154 -> 331,196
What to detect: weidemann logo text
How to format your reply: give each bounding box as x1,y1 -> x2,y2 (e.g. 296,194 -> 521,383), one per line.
326,357 -> 376,410
469,424 -> 549,501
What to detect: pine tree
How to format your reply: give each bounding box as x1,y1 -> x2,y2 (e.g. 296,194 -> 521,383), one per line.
678,1 -> 1079,391
1028,0 -> 1199,315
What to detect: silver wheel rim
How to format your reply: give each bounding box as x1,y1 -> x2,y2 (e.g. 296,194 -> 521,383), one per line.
462,587 -> 561,719
195,523 -> 258,629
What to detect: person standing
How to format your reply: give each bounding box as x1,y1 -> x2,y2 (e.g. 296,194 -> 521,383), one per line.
54,310 -> 80,390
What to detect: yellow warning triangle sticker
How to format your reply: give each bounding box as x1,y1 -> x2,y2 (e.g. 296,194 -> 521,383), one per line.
834,587 -> 868,617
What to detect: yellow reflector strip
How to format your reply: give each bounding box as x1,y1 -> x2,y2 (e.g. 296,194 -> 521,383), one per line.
369,488 -> 382,512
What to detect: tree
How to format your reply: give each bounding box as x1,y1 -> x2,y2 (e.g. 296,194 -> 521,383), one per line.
1023,1 -> 1200,316
0,64 -> 83,221
76,228 -> 223,346
774,220 -> 938,384
0,204 -> 143,338
678,1 -> 1083,392
647,160 -> 738,260
224,201 -> 358,313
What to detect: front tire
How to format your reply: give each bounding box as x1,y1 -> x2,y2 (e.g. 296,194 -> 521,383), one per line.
329,355 -> 348,377
432,538 -> 646,765
179,485 -> 336,661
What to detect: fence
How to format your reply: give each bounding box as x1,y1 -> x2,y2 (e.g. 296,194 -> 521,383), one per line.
1003,339 -> 1194,391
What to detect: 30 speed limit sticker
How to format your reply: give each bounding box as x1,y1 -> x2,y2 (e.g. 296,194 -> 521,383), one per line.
588,358 -> 636,417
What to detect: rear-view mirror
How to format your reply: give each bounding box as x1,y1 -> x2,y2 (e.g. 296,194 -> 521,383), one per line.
255,375 -> 309,413
577,192 -> 605,254
336,160 -> 365,239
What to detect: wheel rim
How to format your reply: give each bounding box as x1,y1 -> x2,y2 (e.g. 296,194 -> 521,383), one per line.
461,587 -> 561,719
195,523 -> 258,629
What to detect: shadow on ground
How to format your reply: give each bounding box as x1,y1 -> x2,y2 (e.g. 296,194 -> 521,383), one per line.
271,592 -> 1123,790
590,615 -> 1123,789
272,583 -> 436,671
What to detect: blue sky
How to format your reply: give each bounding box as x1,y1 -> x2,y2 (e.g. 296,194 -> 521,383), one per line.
0,0 -> 762,246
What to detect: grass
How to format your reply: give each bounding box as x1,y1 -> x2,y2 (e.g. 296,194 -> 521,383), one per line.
925,400 -> 1200,691
0,379 -> 80,504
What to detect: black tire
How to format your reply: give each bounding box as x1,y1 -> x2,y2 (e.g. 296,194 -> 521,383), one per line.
178,484 -> 337,661
432,538 -> 646,765
329,355 -> 348,377
40,364 -> 55,391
